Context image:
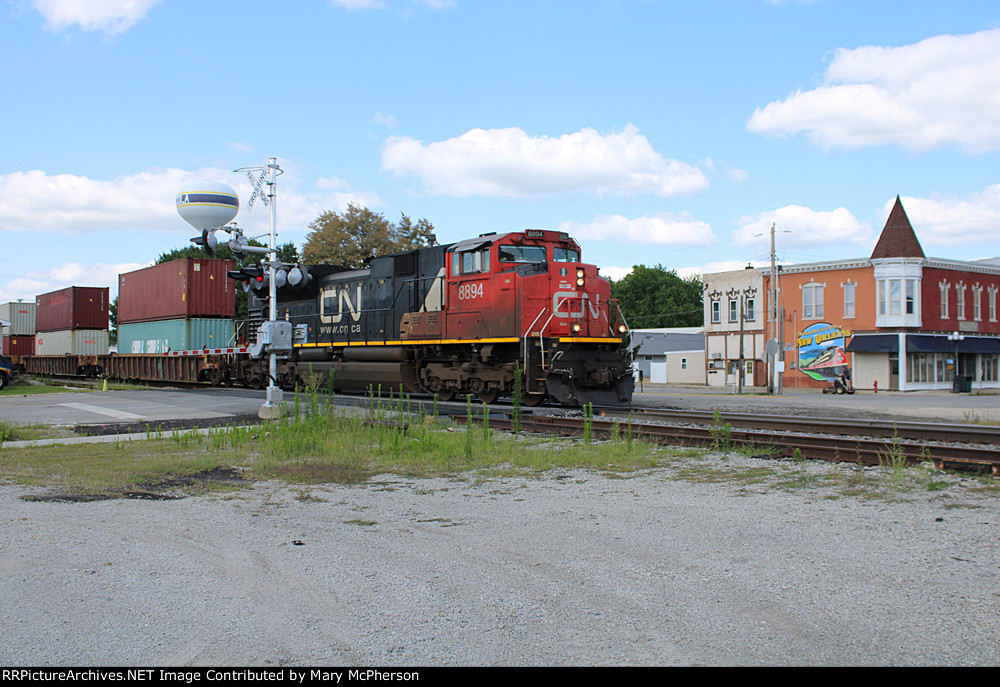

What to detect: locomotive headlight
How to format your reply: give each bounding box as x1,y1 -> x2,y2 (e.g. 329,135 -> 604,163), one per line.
576,268 -> 585,287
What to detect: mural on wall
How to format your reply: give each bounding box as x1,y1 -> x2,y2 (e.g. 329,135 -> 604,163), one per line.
797,323 -> 852,382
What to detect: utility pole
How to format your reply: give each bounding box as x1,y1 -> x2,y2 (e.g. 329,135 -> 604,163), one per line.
769,222 -> 779,395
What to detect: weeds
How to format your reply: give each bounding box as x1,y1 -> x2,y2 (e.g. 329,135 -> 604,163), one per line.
709,410 -> 733,452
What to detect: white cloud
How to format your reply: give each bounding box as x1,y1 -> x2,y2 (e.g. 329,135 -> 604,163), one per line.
381,124 -> 709,198
891,185 -> 1000,248
328,0 -> 386,10
0,167 -> 382,237
748,29 -> 1000,152
733,205 -> 872,250
559,212 -> 715,246
0,261 -> 148,303
29,0 -> 162,34
373,112 -> 399,129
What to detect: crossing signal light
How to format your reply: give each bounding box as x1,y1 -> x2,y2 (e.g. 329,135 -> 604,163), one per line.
191,229 -> 219,257
227,266 -> 265,293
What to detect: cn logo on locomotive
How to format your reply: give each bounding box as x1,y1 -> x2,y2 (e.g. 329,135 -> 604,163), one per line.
320,285 -> 363,324
553,291 -> 603,319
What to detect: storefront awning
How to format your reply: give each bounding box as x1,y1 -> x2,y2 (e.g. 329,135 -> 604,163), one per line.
847,333 -> 1000,354
846,334 -> 898,353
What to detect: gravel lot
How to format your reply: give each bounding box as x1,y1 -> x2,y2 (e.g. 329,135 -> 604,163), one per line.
1,449 -> 998,667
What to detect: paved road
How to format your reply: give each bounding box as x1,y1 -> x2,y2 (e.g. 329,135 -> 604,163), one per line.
0,387 -> 265,428
0,382 -> 996,436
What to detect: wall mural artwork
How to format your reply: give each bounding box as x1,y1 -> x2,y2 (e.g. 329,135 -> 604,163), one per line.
797,322 -> 852,382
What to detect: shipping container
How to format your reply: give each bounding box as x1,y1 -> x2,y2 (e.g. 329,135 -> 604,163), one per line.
2,335 -> 35,356
0,302 -> 36,336
117,318 -> 235,354
36,287 -> 109,332
118,258 -> 236,324
35,329 -> 110,356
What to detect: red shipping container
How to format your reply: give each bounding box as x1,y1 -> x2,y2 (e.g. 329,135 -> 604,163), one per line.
36,286 -> 109,332
118,258 -> 236,324
2,335 -> 35,356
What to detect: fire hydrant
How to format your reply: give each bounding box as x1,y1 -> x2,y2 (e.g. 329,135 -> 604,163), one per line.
873,380 -> 878,393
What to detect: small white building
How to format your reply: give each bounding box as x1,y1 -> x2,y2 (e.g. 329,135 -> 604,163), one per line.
630,328 -> 705,384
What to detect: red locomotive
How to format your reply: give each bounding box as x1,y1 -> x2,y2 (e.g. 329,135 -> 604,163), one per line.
246,228 -> 634,406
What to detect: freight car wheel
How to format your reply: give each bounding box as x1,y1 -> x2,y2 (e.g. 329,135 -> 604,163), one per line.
435,389 -> 455,402
477,390 -> 499,405
522,393 -> 546,407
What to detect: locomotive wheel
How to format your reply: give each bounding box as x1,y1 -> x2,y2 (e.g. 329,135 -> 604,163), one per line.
435,389 -> 455,402
477,389 -> 499,405
522,393 -> 546,407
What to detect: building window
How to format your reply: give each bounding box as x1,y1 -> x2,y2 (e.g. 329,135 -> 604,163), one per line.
888,279 -> 901,315
745,298 -> 755,321
711,300 -> 721,324
989,287 -> 997,322
681,357 -> 688,370
802,283 -> 824,319
973,285 -> 982,321
843,282 -> 855,318
906,279 -> 917,315
957,283 -> 966,320
940,281 -> 949,319
728,299 -> 738,323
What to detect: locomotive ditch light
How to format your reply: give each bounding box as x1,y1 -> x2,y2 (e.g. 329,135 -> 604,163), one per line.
572,323 -> 582,332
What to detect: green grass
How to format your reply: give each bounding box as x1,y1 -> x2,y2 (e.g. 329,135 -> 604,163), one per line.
0,395 -> 665,499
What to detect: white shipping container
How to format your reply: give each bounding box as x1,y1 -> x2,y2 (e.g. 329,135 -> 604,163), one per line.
35,329 -> 109,356
0,302 -> 37,336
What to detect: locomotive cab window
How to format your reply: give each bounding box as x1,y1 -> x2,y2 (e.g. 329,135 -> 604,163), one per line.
498,244 -> 546,264
452,247 -> 491,276
553,247 -> 580,262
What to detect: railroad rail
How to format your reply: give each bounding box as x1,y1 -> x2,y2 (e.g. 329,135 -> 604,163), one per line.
467,405 -> 1000,477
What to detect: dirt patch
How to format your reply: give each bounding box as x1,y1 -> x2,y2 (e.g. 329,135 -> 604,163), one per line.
22,466 -> 249,503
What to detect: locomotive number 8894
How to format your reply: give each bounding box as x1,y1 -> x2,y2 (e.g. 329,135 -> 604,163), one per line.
244,229 -> 634,407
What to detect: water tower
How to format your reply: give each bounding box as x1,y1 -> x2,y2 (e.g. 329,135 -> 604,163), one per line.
175,182 -> 239,254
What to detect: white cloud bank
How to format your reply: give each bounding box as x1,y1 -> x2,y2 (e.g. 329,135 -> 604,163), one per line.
733,205 -> 873,251
748,29 -> 1000,152
559,212 -> 715,246
893,184 -> 1000,249
28,0 -> 163,34
0,167 -> 381,236
0,261 -> 148,304
381,125 -> 709,198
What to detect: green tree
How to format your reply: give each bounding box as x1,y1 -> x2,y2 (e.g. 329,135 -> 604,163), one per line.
302,203 -> 436,268
610,265 -> 703,329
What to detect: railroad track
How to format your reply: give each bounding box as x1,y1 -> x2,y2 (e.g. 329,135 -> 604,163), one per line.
461,404 -> 1000,477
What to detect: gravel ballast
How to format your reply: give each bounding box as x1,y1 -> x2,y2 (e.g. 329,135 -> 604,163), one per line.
1,451 -> 998,667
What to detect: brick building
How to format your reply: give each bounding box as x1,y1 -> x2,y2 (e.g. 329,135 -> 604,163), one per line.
704,197 -> 1000,391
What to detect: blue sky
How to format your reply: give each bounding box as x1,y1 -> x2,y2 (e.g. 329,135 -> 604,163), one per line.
1,0 -> 998,304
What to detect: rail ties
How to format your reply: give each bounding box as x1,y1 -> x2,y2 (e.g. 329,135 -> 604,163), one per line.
539,408 -> 1000,476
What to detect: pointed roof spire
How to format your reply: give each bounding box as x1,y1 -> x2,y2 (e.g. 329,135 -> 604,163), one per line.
871,196 -> 925,259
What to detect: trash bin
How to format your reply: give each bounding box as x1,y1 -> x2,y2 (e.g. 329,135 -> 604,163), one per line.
952,375 -> 972,393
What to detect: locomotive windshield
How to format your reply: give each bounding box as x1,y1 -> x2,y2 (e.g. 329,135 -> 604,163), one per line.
552,247 -> 580,262
498,244 -> 546,264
